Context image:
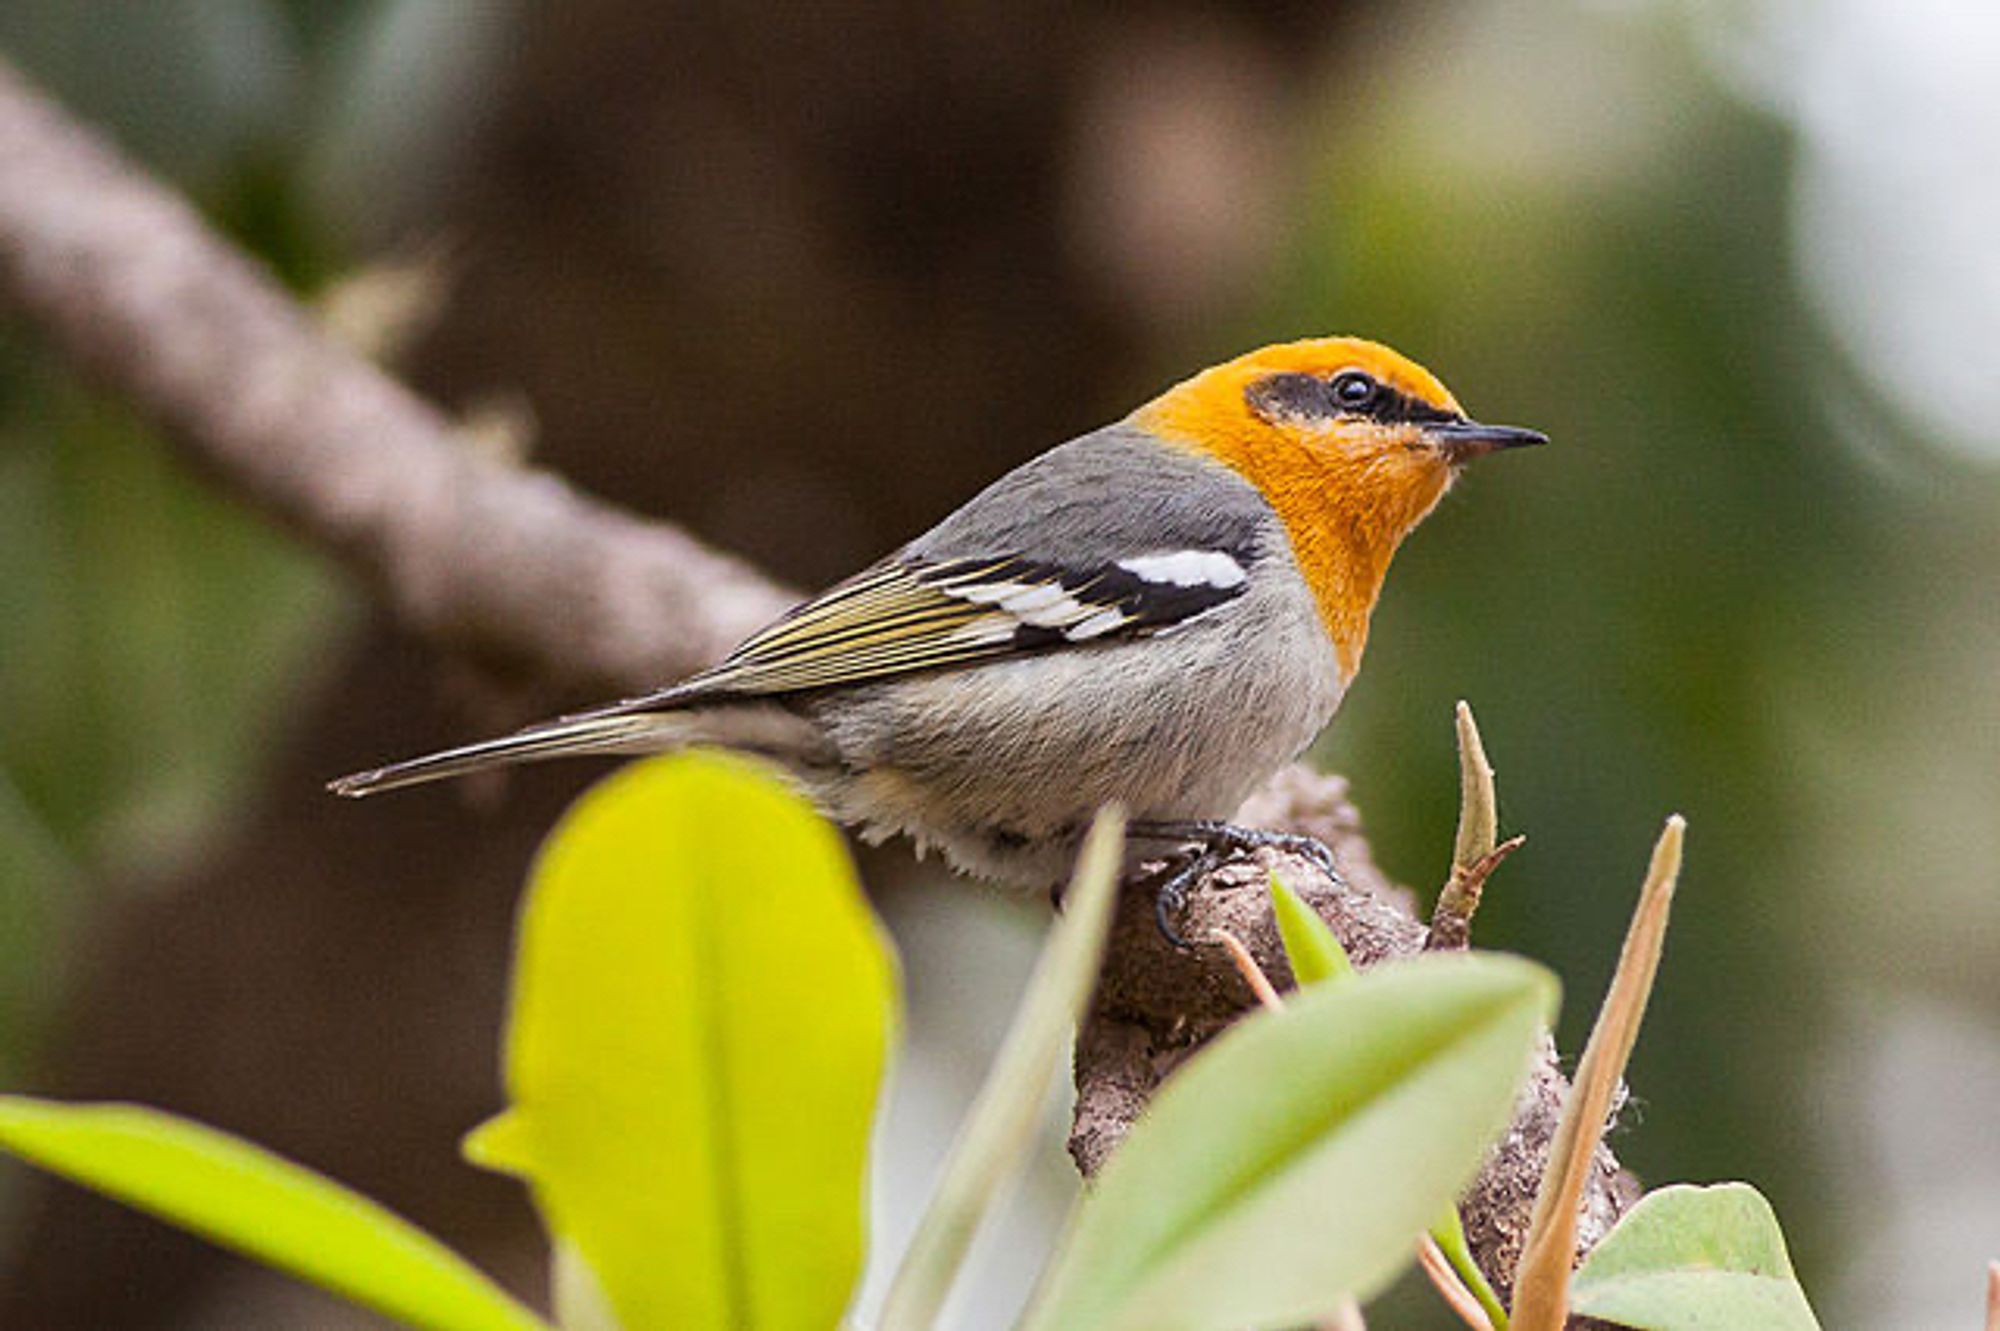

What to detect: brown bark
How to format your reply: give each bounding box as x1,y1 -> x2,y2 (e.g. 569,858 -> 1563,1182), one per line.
1075,767 -> 1637,1307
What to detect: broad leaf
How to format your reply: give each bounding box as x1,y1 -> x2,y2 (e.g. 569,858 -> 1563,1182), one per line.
1569,1182 -> 1820,1330
0,1096 -> 548,1331
877,808 -> 1124,1331
465,753 -> 899,1331
1020,952 -> 1556,1331
1268,877 -> 1507,1327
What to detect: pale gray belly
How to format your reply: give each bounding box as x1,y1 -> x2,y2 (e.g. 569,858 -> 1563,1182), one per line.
795,575 -> 1345,885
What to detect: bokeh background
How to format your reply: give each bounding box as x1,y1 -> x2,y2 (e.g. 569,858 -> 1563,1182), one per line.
2,0 -> 1997,1326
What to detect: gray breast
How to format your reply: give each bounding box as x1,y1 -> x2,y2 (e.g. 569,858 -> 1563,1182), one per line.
803,521 -> 1345,885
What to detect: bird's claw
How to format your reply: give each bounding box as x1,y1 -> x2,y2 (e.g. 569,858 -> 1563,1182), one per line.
1132,820 -> 1346,950
1153,874 -> 1190,949
1258,829 -> 1343,885
1150,852 -> 1219,950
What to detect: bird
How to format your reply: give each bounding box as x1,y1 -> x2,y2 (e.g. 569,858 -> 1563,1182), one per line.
330,336 -> 1545,939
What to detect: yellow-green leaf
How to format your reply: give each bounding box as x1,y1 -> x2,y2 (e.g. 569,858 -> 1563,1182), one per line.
1273,877 -> 1508,1327
0,1096 -> 549,1331
1569,1183 -> 1820,1330
1274,878 -> 1507,1327
1021,953 -> 1556,1331
1268,874 -> 1354,988
468,753 -> 899,1331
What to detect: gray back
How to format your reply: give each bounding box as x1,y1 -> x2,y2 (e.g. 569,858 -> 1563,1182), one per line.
905,423 -> 1279,568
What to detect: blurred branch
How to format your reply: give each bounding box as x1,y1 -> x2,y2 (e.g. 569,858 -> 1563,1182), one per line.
0,57 -> 791,698
0,57 -> 1634,1318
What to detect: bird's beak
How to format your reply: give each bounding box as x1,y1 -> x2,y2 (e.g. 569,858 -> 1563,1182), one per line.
1427,419 -> 1549,465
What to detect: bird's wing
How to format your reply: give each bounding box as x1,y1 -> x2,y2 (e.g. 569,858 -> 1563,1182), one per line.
582,424 -> 1278,713
332,540 -> 1260,797
592,545 -> 1255,711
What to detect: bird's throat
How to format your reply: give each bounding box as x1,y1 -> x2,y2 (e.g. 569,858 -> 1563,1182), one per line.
1258,459 -> 1447,682
1135,377 -> 1452,684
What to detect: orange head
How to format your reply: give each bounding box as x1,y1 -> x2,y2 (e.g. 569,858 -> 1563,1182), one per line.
1134,336 -> 1545,681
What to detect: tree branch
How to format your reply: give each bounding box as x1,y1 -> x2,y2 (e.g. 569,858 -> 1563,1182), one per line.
0,57 -> 791,697
0,56 -> 1631,1314
1074,767 -> 1636,1310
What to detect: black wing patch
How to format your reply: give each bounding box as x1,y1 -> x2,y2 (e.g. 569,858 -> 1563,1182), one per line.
603,547 -> 1255,709
930,552 -> 1249,650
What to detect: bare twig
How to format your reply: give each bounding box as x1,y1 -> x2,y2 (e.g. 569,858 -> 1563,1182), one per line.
1214,929 -> 1285,1011
1428,836 -> 1526,952
1511,817 -> 1685,1331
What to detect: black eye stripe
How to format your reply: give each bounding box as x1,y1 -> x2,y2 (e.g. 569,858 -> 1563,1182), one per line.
1245,370 -> 1461,427
1375,391 -> 1461,427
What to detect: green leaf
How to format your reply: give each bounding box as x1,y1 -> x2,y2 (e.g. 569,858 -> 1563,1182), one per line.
0,1095 -> 549,1331
1268,874 -> 1353,988
1569,1182 -> 1820,1330
467,753 -> 899,1331
1429,1203 -> 1510,1331
1270,881 -> 1506,1327
1269,882 -> 1508,1327
878,807 -> 1125,1331
1020,952 -> 1557,1331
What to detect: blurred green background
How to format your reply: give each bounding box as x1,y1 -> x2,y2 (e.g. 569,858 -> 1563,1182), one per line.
2,1 -> 1996,1327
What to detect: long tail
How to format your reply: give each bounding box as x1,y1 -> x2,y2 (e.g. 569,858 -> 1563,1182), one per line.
327,712 -> 688,798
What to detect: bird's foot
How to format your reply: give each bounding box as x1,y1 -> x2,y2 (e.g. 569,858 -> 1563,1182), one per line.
1130,819 -> 1347,949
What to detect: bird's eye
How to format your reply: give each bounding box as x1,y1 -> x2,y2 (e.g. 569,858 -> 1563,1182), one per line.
1330,371 -> 1379,410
